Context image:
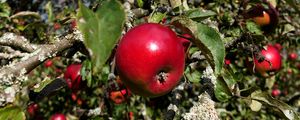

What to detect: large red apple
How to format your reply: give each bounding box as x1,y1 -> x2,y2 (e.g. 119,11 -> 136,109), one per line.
254,44 -> 282,77
115,23 -> 187,97
64,64 -> 82,90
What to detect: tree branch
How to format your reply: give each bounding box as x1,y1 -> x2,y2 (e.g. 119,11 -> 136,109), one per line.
0,33 -> 38,52
0,30 -> 84,85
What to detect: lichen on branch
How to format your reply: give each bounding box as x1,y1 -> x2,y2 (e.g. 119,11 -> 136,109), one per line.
0,29 -> 84,106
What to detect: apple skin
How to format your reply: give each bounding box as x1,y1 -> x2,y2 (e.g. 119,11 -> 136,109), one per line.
27,103 -> 39,117
116,23 -> 186,97
288,52 -> 298,61
271,89 -> 281,97
109,89 -> 129,104
50,113 -> 66,120
253,11 -> 271,26
254,45 -> 282,77
64,64 -> 82,90
44,60 -> 53,67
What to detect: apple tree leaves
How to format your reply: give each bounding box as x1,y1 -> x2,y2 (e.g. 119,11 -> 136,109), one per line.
77,0 -> 125,75
250,91 -> 300,119
173,17 -> 225,76
0,105 -> 25,120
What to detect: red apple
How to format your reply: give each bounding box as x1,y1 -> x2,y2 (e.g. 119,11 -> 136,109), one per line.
54,23 -> 61,30
128,111 -> 134,120
271,89 -> 281,97
116,23 -> 186,97
109,89 -> 129,104
225,59 -> 231,65
50,113 -> 66,120
70,20 -> 77,30
64,64 -> 82,90
254,44 -> 282,77
253,11 -> 270,26
288,52 -> 298,61
44,60 -> 53,67
27,103 -> 39,117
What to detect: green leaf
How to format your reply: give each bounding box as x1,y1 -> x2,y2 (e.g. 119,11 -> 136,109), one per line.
0,3 -> 10,18
221,68 -> 238,89
172,17 -> 225,75
136,0 -> 144,8
184,66 -> 201,83
33,77 -> 54,92
77,0 -> 125,74
214,77 -> 232,102
148,12 -> 166,23
0,105 -> 25,120
186,9 -> 216,21
251,90 -> 300,120
246,21 -> 263,35
45,1 -> 54,22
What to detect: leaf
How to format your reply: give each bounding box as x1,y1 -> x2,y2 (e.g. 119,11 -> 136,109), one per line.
221,68 -> 238,89
0,105 -> 25,120
0,3 -> 10,18
246,21 -> 263,35
169,0 -> 182,8
184,66 -> 201,83
172,17 -> 225,75
45,1 -> 54,22
148,12 -> 166,23
214,77 -> 232,102
34,78 -> 67,100
250,100 -> 262,112
33,77 -> 54,92
77,0 -> 125,74
251,90 -> 300,119
136,0 -> 144,8
81,60 -> 93,87
186,9 -> 216,21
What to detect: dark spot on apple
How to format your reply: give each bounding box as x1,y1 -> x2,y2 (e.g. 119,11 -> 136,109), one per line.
156,70 -> 169,84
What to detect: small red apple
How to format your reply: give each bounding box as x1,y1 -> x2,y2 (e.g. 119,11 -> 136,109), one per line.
225,59 -> 231,65
44,60 -> 53,67
54,23 -> 61,30
109,89 -> 129,104
64,64 -> 82,90
50,113 -> 66,120
271,89 -> 281,97
116,23 -> 187,97
253,11 -> 270,26
254,44 -> 282,77
70,20 -> 77,30
288,52 -> 298,61
128,111 -> 134,120
27,103 -> 39,117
